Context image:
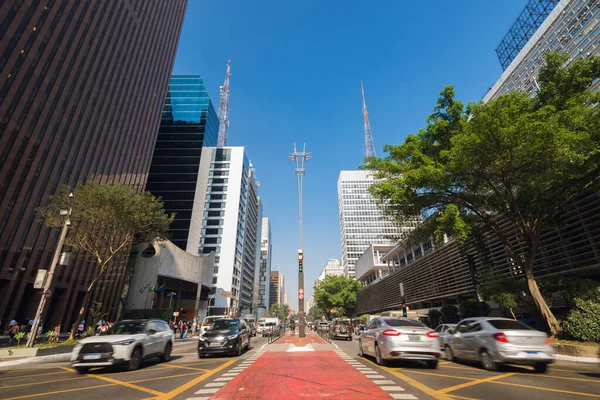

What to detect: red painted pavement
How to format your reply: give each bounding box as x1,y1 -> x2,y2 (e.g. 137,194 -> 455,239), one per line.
274,332 -> 328,346
210,351 -> 393,399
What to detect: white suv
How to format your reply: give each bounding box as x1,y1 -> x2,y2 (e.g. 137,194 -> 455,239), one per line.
71,319 -> 174,373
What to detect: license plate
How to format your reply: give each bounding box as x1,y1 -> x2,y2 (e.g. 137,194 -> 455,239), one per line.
526,351 -> 538,355
83,353 -> 101,360
408,335 -> 420,341
209,342 -> 222,347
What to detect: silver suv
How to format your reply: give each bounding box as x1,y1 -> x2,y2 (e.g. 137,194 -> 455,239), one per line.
444,317 -> 554,372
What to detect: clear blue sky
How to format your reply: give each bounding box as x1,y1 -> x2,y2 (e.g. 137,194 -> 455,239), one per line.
172,1 -> 527,311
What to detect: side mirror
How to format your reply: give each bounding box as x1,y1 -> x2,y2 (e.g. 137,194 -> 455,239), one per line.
447,328 -> 455,334
147,329 -> 156,335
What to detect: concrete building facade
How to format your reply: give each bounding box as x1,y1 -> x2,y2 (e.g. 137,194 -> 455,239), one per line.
318,259 -> 344,282
269,270 -> 285,308
258,218 -> 272,312
354,244 -> 395,286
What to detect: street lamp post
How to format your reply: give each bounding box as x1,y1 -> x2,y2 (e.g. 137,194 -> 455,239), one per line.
27,193 -> 73,347
167,292 -> 177,322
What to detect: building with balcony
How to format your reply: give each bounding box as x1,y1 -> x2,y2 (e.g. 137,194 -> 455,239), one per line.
354,244 -> 395,286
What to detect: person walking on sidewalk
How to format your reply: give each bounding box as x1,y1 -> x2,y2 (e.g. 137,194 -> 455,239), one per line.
8,321 -> 20,345
290,319 -> 296,335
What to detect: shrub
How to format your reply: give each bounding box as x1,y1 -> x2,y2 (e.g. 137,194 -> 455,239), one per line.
562,298 -> 600,342
427,309 -> 443,328
459,299 -> 490,318
46,330 -> 58,344
14,331 -> 25,346
440,305 -> 459,323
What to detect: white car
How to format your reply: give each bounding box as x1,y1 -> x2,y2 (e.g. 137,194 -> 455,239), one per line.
200,316 -> 226,335
71,319 -> 174,373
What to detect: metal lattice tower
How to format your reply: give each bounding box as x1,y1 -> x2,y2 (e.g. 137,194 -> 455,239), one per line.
217,59 -> 231,147
361,81 -> 376,158
288,143 -> 311,249
495,0 -> 560,70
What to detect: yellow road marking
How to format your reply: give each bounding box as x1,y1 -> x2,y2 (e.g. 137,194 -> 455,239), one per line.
151,358 -> 237,400
364,358 -> 454,400
80,372 -> 164,396
439,361 -> 451,365
156,364 -> 209,372
439,364 -> 490,371
1,383 -> 115,399
0,370 -> 70,381
1,376 -> 85,389
448,395 -> 480,400
491,380 -> 600,398
395,369 -> 477,381
129,371 -> 204,383
438,373 -> 516,394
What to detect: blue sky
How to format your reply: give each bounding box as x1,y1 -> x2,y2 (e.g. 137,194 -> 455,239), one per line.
172,0 -> 527,311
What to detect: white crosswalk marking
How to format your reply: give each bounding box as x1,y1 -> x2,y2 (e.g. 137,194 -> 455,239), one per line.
214,377 -> 235,381
372,380 -> 395,385
365,374 -> 386,379
390,395 -> 417,399
380,386 -> 405,391
194,388 -> 219,394
204,382 -> 227,387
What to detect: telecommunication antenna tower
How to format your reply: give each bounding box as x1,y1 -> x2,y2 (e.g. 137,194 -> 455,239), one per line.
217,60 -> 231,147
288,143 -> 311,338
361,81 -> 376,158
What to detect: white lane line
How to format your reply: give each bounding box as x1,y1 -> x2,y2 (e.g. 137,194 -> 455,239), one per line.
260,343 -> 267,350
214,377 -> 235,381
365,374 -> 386,379
390,395 -> 417,400
194,388 -> 219,394
380,386 -> 405,391
372,380 -> 395,385
204,382 -> 227,387
357,369 -> 376,372
221,373 -> 238,376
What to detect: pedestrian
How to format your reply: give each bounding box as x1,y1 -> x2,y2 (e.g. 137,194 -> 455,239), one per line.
8,321 -> 20,345
77,320 -> 85,338
183,321 -> 188,338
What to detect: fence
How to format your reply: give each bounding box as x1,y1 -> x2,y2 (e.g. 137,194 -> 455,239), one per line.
317,324 -> 331,343
266,325 -> 285,344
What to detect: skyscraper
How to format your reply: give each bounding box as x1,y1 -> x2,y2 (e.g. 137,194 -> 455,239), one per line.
338,171 -> 414,278
189,147 -> 260,315
146,75 -> 219,250
269,270 -> 285,309
0,1 -> 187,330
258,218 -> 272,312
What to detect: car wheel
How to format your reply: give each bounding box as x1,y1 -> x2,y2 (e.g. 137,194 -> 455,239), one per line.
375,344 -> 387,366
74,367 -> 89,374
358,340 -> 364,357
426,360 -> 438,369
479,350 -> 497,371
246,337 -> 251,351
236,340 -> 243,356
128,347 -> 142,371
445,345 -> 455,362
534,363 -> 548,373
160,342 -> 172,362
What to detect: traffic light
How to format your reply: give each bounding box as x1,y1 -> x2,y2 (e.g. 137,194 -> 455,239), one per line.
298,258 -> 303,273
402,297 -> 407,317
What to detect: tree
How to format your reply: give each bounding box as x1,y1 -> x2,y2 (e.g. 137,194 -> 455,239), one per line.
365,53 -> 600,336
427,309 -> 443,328
562,298 -> 600,342
307,305 -> 325,322
440,305 -> 459,323
459,299 -> 490,318
313,275 -> 361,319
266,304 -> 290,321
38,182 -> 173,340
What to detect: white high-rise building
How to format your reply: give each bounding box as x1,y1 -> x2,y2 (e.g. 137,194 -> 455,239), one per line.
338,170 -> 414,278
188,147 -> 260,315
251,198 -> 263,315
258,217 -> 272,312
318,259 -> 344,281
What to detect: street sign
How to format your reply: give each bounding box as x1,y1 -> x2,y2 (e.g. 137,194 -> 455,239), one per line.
34,270 -> 47,289
299,289 -> 304,295
173,311 -> 179,316
44,290 -> 52,298
299,293 -> 304,300
221,291 -> 232,298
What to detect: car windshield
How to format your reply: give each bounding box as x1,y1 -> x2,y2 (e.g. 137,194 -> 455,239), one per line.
210,319 -> 239,330
487,319 -> 536,330
202,318 -> 217,326
103,321 -> 146,335
265,322 -> 276,326
383,318 -> 426,328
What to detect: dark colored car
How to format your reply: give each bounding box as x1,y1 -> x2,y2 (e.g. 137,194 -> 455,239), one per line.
332,319 -> 353,341
198,318 -> 251,357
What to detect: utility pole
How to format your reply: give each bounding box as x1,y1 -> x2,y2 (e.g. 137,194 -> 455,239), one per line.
27,193 -> 73,347
288,143 -> 311,338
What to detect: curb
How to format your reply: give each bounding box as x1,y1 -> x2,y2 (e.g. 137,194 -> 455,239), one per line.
555,354 -> 600,364
0,353 -> 71,368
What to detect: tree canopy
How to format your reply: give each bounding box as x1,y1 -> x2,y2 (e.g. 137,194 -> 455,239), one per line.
364,53 -> 600,336
313,275 -> 361,319
38,181 -> 173,339
266,303 -> 290,321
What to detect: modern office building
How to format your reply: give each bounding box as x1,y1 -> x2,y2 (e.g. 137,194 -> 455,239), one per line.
485,0 -> 599,101
258,218 -> 273,312
354,244 -> 395,286
317,259 -> 344,282
0,1 -> 187,332
146,75 -> 219,250
338,170 -> 415,278
357,0 -> 600,316
251,199 -> 263,315
269,270 -> 285,308
189,147 -> 260,315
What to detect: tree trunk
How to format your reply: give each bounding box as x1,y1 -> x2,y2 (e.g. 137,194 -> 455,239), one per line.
525,273 -> 559,336
509,308 -> 516,320
68,266 -> 106,340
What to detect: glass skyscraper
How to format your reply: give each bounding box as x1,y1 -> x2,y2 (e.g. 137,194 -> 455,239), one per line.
146,75 -> 219,251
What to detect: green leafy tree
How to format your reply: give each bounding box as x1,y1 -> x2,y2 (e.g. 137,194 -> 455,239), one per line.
266,304 -> 290,321
38,182 -> 173,340
359,314 -> 369,325
307,305 -> 325,322
313,275 -> 361,319
427,309 -> 443,328
365,53 -> 600,336
491,293 -> 519,320
459,299 -> 490,318
440,305 -> 459,323
562,299 -> 600,342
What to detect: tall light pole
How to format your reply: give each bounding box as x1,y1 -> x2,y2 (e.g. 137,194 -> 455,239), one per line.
27,193 -> 73,347
288,143 -> 311,338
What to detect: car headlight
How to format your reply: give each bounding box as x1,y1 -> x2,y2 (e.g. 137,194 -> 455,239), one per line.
113,339 -> 135,345
226,334 -> 239,340
198,336 -> 206,341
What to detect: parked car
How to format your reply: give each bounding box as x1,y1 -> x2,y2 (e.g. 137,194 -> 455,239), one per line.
355,324 -> 367,336
434,324 -> 457,349
71,319 -> 174,373
358,317 -> 440,368
256,323 -> 266,335
331,319 -> 353,341
262,322 -> 279,337
198,318 -> 251,357
200,316 -> 226,335
443,317 -> 554,372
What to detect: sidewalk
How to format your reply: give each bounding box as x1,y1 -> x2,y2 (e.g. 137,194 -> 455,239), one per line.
203,332 -> 400,399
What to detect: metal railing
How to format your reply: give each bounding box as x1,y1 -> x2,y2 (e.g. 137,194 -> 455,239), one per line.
317,325 -> 332,343
266,325 -> 285,344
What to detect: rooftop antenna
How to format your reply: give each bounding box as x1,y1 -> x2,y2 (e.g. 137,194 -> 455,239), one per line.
361,81 -> 376,158
217,60 -> 231,147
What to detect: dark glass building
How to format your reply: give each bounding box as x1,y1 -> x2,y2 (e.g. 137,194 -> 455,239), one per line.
146,75 -> 219,250
0,1 -> 188,332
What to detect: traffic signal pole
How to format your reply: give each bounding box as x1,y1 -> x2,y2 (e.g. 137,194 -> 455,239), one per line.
298,249 -> 305,337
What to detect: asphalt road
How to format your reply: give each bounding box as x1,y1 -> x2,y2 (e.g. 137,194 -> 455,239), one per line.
0,336 -> 270,400
333,336 -> 600,400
